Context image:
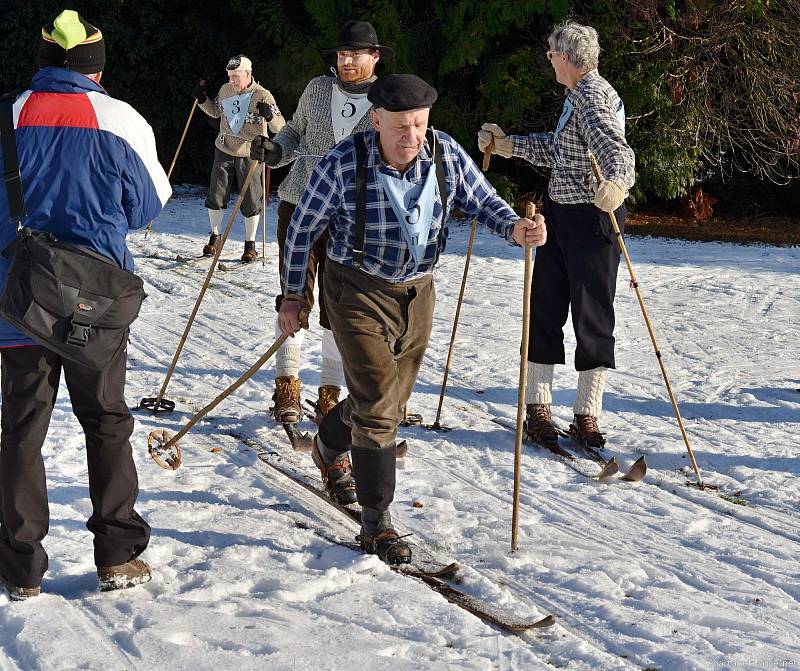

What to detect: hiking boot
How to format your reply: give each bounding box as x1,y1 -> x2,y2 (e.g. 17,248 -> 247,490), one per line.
202,233 -> 221,257
0,572 -> 40,601
525,403 -> 558,444
314,385 -> 341,424
241,240 -> 258,263
568,414 -> 606,448
271,376 -> 302,424
357,528 -> 412,565
97,558 -> 152,592
312,439 -> 357,505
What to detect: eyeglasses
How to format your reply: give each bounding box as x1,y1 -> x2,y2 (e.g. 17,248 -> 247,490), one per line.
546,49 -> 561,60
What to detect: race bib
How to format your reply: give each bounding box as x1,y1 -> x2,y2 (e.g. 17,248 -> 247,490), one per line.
222,91 -> 254,136
378,148 -> 438,271
330,86 -> 372,141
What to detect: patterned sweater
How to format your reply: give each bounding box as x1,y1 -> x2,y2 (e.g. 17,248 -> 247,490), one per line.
272,76 -> 374,205
199,80 -> 285,158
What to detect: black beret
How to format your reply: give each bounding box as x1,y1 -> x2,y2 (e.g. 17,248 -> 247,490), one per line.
368,74 -> 438,112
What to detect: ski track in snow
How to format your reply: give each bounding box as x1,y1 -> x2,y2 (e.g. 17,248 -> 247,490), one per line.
1,187 -> 799,671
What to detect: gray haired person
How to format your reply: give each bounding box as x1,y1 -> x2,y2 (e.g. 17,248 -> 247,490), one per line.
479,22 -> 635,450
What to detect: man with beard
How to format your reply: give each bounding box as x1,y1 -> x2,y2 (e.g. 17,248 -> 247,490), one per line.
250,21 -> 392,428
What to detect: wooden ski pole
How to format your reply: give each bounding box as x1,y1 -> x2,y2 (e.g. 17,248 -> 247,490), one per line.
427,141 -> 496,431
140,160 -> 261,414
511,202 -> 535,552
588,153 -> 704,488
145,94 -> 201,237
261,166 -> 271,266
482,138 -> 494,171
426,222 -> 477,432
148,331 -> 293,469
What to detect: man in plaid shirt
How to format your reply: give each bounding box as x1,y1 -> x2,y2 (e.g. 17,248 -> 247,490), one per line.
273,74 -> 546,564
479,22 -> 635,452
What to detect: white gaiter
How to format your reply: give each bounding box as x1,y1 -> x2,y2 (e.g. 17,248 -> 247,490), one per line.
573,367 -> 608,417
207,208 -> 224,235
320,327 -> 345,388
525,363 -> 554,405
274,318 -> 304,379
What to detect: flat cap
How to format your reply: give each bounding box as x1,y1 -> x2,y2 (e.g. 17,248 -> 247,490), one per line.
368,74 -> 438,112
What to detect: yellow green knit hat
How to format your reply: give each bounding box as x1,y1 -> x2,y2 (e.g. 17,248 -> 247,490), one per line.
38,10 -> 105,74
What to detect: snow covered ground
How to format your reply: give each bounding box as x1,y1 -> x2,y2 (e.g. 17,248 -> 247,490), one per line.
1,187 -> 799,671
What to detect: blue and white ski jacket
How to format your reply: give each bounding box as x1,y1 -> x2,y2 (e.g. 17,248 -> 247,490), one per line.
0,67 -> 171,347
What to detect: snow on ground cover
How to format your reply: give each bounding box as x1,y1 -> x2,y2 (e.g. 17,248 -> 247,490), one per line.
1,188 -> 798,671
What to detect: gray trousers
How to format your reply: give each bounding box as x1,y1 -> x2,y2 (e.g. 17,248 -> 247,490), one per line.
320,261 -> 434,511
204,148 -> 262,217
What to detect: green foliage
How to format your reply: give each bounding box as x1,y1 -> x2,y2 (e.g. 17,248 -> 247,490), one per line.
1,0 -> 797,211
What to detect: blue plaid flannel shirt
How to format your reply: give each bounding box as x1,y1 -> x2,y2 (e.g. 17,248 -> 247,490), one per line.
511,70 -> 635,205
282,129 -> 519,298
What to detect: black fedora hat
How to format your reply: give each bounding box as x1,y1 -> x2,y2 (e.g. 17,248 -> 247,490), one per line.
320,20 -> 395,61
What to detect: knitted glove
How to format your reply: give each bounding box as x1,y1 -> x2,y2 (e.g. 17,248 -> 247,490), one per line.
477,123 -> 513,158
593,179 -> 625,213
256,101 -> 274,123
191,80 -> 207,104
250,135 -> 283,166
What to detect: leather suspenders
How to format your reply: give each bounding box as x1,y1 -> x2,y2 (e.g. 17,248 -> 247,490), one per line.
351,128 -> 448,268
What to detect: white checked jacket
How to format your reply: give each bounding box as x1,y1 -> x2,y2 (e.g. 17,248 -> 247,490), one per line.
511,69 -> 635,204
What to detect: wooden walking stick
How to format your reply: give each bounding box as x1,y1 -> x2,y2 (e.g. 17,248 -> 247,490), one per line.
148,330 -> 293,470
145,92 -> 202,237
482,138 -> 494,171
139,160 -> 261,414
511,202 -> 535,552
588,153 -> 706,489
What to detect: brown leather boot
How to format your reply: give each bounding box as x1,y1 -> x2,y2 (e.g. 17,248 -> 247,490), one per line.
202,233 -> 221,256
0,571 -> 40,601
241,240 -> 258,263
311,438 -> 357,505
568,414 -> 606,448
314,385 -> 341,424
97,558 -> 152,592
525,403 -> 558,444
272,375 -> 302,424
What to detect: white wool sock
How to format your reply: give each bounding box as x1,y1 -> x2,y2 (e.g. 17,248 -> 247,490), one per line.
319,328 -> 345,388
207,208 -> 223,235
525,363 -> 554,405
274,318 -> 304,378
244,214 -> 259,242
573,367 -> 608,417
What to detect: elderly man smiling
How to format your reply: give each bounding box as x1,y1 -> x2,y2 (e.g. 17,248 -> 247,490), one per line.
273,74 -> 547,564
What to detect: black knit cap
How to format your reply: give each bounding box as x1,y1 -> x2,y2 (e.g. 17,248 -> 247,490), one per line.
320,20 -> 395,61
368,74 -> 438,112
38,10 -> 106,74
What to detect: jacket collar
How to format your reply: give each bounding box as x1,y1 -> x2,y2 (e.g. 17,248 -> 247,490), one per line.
31,67 -> 107,95
568,68 -> 600,103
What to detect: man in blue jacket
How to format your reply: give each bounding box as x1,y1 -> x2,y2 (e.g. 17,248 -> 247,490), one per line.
0,10 -> 171,600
